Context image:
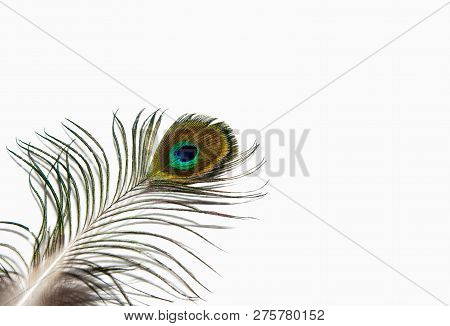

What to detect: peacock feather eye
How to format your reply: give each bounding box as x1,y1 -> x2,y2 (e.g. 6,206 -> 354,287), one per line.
169,141 -> 199,170
149,114 -> 238,182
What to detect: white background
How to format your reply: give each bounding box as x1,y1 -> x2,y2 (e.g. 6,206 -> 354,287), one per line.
0,0 -> 449,307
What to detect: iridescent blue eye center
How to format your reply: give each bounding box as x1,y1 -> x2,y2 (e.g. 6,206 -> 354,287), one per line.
169,141 -> 199,170
174,145 -> 197,162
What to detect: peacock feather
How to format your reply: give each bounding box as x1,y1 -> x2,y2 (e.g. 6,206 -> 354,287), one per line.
0,110 -> 263,306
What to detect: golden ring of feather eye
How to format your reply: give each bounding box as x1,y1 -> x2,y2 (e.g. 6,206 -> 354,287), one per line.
161,127 -> 226,176
149,116 -> 236,182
